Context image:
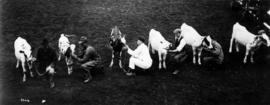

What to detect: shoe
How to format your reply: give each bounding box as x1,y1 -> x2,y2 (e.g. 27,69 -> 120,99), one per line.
126,72 -> 135,76
50,82 -> 55,88
172,70 -> 179,75
83,76 -> 92,83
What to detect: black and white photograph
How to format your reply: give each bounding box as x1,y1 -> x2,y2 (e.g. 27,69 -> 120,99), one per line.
1,0 -> 270,104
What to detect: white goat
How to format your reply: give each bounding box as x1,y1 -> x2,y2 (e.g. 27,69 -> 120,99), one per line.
173,23 -> 213,65
14,37 -> 35,82
229,22 -> 270,63
58,34 -> 76,75
148,29 -> 172,69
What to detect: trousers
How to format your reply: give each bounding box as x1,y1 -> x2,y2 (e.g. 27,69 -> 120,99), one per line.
129,57 -> 152,70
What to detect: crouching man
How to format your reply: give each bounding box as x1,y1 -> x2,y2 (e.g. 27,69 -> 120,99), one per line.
168,29 -> 189,75
202,37 -> 224,65
125,37 -> 152,76
71,36 -> 101,83
36,39 -> 57,88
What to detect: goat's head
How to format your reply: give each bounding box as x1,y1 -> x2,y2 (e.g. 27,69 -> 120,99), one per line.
110,26 -> 122,41
160,40 -> 172,50
256,33 -> 270,47
202,35 -> 213,49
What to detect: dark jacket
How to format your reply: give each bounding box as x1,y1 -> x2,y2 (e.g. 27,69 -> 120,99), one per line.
37,46 -> 57,66
74,45 -> 100,64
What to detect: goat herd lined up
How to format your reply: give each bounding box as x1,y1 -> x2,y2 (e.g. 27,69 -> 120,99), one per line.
14,9 -> 270,88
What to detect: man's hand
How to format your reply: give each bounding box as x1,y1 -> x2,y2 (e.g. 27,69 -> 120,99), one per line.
71,53 -> 78,60
124,44 -> 130,50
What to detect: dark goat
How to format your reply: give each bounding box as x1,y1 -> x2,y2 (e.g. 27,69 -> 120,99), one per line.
109,26 -> 126,69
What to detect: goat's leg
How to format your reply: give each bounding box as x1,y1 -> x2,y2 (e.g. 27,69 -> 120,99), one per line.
29,67 -> 34,77
235,42 -> 240,53
250,51 -> 255,63
148,42 -> 154,54
119,51 -> 123,69
150,44 -> 155,54
66,57 -> 73,75
229,37 -> 234,53
198,48 -> 202,65
48,67 -> 55,88
158,51 -> 162,69
21,61 -> 27,82
243,46 -> 250,64
16,59 -> 20,68
162,52 -> 167,69
58,51 -> 62,61
109,51 -> 114,68
192,47 -> 197,64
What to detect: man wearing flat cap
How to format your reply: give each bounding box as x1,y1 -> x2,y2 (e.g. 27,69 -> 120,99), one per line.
125,36 -> 153,76
168,29 -> 189,75
71,36 -> 101,83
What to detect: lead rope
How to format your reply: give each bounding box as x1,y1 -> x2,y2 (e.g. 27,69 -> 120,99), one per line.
34,61 -> 47,76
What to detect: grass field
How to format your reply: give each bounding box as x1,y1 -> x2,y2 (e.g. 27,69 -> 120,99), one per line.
1,0 -> 270,105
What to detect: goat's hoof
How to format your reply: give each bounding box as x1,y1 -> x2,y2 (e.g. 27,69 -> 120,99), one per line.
22,79 -> 26,83
158,66 -> 162,70
119,64 -> 123,69
109,63 -> 113,68
68,71 -> 72,75
163,65 -> 166,69
50,82 -> 55,88
30,72 -> 34,77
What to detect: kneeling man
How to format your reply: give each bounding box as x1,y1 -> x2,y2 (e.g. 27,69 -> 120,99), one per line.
36,39 -> 57,88
71,36 -> 101,83
202,37 -> 224,65
125,37 -> 152,76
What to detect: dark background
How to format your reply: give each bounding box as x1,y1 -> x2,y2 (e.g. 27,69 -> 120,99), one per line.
1,0 -> 270,104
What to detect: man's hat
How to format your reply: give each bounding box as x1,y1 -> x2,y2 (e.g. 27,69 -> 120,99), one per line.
173,28 -> 181,34
78,36 -> 88,44
258,30 -> 265,35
